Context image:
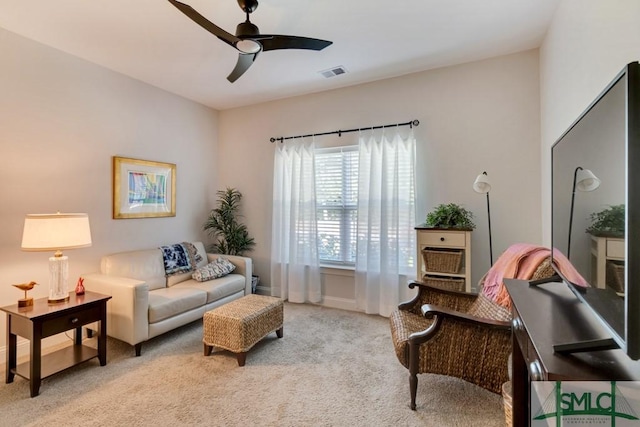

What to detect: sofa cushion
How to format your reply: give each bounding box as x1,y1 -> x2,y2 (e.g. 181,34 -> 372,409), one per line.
101,248 -> 166,291
167,242 -> 209,287
173,274 -> 245,304
148,287 -> 207,324
192,257 -> 236,282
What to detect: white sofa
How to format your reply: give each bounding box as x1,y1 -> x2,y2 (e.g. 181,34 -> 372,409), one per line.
83,241 -> 252,356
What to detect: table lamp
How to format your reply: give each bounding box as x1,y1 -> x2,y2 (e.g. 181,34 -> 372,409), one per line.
473,171 -> 493,265
21,213 -> 92,303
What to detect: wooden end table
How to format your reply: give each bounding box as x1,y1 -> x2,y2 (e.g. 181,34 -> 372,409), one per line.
1,291 -> 111,397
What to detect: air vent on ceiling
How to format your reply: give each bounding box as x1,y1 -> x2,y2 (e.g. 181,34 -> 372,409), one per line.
319,66 -> 348,78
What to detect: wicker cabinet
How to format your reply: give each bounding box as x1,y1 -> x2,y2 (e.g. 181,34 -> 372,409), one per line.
590,234 -> 624,290
415,226 -> 472,292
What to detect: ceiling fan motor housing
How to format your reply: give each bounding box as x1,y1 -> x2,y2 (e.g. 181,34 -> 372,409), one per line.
236,20 -> 260,37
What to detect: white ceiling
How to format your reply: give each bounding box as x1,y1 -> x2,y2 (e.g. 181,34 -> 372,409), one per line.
0,0 -> 560,110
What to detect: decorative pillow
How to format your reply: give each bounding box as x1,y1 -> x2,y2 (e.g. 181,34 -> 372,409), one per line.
183,241 -> 204,266
192,257 -> 236,282
160,243 -> 193,276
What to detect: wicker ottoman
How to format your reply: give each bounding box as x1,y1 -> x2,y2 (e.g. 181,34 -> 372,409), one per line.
203,294 -> 284,366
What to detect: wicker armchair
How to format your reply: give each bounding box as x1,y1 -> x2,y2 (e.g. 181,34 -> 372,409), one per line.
389,258 -> 554,410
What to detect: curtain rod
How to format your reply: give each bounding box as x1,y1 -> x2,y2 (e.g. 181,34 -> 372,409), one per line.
269,119 -> 420,143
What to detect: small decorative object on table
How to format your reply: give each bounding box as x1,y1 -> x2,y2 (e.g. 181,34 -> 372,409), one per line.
12,281 -> 38,307
75,277 -> 85,295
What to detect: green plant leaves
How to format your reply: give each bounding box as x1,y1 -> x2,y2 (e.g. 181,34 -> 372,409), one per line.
425,203 -> 475,230
203,187 -> 255,255
586,204 -> 625,237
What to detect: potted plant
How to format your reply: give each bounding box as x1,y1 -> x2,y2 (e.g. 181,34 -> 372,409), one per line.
586,204 -> 625,237
425,203 -> 476,230
204,188 -> 259,292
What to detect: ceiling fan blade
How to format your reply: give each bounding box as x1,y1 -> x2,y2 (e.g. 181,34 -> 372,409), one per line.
257,35 -> 332,52
168,0 -> 240,48
227,53 -> 258,83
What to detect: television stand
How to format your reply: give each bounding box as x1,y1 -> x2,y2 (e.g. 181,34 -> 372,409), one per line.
506,279 -> 640,426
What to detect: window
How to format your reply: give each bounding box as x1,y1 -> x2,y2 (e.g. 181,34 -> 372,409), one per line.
315,146 -> 359,265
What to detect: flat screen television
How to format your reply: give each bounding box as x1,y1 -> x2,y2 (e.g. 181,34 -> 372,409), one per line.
551,61 -> 640,360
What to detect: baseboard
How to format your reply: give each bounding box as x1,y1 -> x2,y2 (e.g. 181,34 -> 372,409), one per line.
0,333 -> 80,367
318,296 -> 358,311
255,287 -> 358,312
255,285 -> 270,295
0,339 -> 29,364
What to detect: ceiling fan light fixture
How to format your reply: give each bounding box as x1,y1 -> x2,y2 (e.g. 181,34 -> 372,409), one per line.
236,39 -> 262,54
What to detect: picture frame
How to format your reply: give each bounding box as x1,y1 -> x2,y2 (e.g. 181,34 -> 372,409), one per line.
113,156 -> 176,219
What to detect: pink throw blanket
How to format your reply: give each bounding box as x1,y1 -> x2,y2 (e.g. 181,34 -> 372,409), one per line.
482,243 -> 588,308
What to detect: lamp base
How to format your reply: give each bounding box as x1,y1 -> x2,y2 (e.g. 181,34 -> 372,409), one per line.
48,254 -> 70,304
48,294 -> 70,304
18,297 -> 34,307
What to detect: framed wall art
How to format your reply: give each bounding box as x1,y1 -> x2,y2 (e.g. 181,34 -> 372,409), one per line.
113,156 -> 176,219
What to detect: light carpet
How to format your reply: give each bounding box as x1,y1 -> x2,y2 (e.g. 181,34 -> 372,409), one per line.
0,303 -> 505,426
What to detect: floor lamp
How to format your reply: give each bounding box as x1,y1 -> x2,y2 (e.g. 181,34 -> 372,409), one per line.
473,171 -> 493,265
567,167 -> 600,259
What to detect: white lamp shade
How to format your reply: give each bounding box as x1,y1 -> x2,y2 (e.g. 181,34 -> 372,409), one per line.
21,213 -> 92,251
473,173 -> 491,194
575,169 -> 601,192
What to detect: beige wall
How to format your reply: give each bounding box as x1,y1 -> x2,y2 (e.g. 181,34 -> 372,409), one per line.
219,50 -> 543,305
539,0 -> 640,242
0,29 -> 219,354
5,0 -> 636,354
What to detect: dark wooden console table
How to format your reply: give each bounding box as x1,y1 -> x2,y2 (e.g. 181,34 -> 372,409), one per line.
506,279 -> 640,425
1,291 -> 111,397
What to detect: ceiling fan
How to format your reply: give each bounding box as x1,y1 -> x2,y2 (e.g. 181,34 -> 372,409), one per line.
168,0 -> 333,83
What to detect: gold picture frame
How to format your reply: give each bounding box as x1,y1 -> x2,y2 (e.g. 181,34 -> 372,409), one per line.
113,156 -> 176,219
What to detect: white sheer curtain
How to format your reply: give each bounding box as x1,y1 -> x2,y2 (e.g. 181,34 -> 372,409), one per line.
270,138 -> 322,303
355,127 -> 416,316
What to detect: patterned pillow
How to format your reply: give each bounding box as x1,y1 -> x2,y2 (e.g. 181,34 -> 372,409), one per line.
160,243 -> 193,276
192,257 -> 236,282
